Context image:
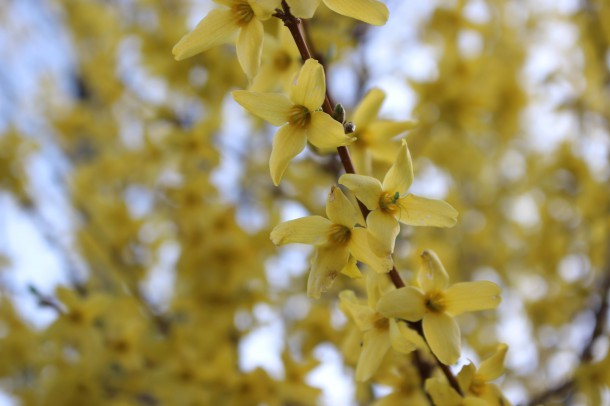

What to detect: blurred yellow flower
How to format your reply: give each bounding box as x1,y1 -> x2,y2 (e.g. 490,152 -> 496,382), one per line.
234,59 -> 354,185
377,250 -> 501,365
271,186 -> 392,298
457,344 -> 512,406
172,0 -> 279,77
339,140 -> 458,256
286,0 -> 389,26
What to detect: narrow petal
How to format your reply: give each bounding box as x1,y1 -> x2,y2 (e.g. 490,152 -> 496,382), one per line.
389,319 -> 416,355
367,209 -> 400,256
339,290 -> 376,331
341,256 -> 362,279
425,378 -> 463,406
423,312 -> 461,365
353,88 -> 385,128
269,124 -> 307,185
308,245 -> 350,298
349,228 -> 393,274
376,287 -> 426,321
249,0 -> 278,19
398,194 -> 459,227
236,19 -> 264,78
477,343 -> 508,382
457,363 -> 477,394
326,186 -> 359,227
418,250 -> 449,293
307,112 -> 354,149
338,174 -> 382,210
356,328 -> 391,381
322,0 -> 389,26
290,59 -> 326,111
173,9 -> 237,60
270,216 -> 332,245
232,91 -> 292,125
396,321 -> 428,350
382,140 -> 414,195
444,281 -> 502,316
286,0 -> 321,18
367,120 -> 417,141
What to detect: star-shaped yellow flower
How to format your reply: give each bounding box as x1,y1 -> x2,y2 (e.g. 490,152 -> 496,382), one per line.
457,344 -> 511,406
339,140 -> 458,256
340,274 -> 426,381
270,186 -> 392,298
234,59 -> 354,185
377,250 -> 502,365
172,0 -> 278,78
286,0 -> 389,26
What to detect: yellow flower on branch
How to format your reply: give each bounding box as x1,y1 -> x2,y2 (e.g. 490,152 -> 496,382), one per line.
172,0 -> 279,78
377,250 -> 502,365
457,344 -> 512,406
271,186 -> 392,298
339,140 -> 458,256
286,0 -> 389,26
339,274 -> 426,381
233,59 -> 354,185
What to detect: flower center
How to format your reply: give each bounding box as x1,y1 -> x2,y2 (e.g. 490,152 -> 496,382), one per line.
379,191 -> 400,215
424,291 -> 446,313
272,51 -> 292,71
373,314 -> 389,331
327,224 -> 351,246
288,105 -> 311,128
232,2 -> 254,26
469,378 -> 486,396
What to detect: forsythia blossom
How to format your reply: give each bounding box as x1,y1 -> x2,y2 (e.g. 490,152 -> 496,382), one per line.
286,0 -> 389,26
339,140 -> 458,256
233,59 -> 354,185
270,186 -> 392,298
377,250 -> 502,365
172,0 -> 278,78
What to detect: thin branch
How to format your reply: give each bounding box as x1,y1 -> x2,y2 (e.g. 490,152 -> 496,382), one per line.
274,1 -> 462,396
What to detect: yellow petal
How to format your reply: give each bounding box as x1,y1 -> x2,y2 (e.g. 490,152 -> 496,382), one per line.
307,111 -> 354,148
376,287 -> 426,321
308,245 -> 350,298
232,91 -> 292,125
270,215 -> 332,245
339,290 -> 376,331
444,281 -> 502,316
338,174 -> 382,210
367,120 -> 417,141
389,319 -> 416,355
418,250 -> 449,293
270,124 -> 308,185
290,59 -> 326,111
349,228 -> 393,274
322,0 -> 389,26
396,321 -> 428,351
356,328 -> 391,381
457,363 -> 476,394
398,194 -> 459,227
236,18 -> 264,78
425,378 -> 463,406
367,209 -> 400,256
172,9 -> 237,60
286,0 -> 321,18
382,140 -> 413,196
341,256 -> 362,279
423,312 -> 461,365
326,186 -> 359,227
248,0 -> 278,19
353,88 -> 385,128
477,343 -> 508,382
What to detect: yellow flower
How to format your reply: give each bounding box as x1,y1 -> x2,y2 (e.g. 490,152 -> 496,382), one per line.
234,59 -> 354,185
339,140 -> 458,256
271,186 -> 392,298
349,88 -> 416,175
425,377 -> 489,406
172,0 -> 278,78
250,23 -> 301,92
457,344 -> 512,406
339,274 -> 426,381
286,0 -> 389,26
377,250 -> 502,365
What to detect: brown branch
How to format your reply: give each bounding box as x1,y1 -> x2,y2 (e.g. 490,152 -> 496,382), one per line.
274,1 -> 462,396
